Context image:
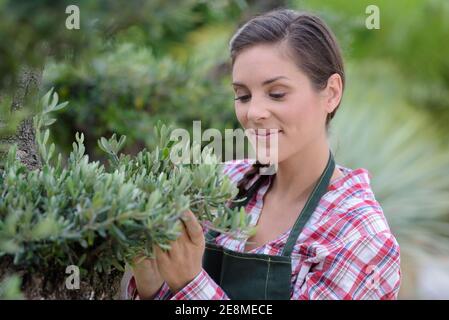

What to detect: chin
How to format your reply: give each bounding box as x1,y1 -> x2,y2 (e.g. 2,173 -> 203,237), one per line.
254,149 -> 288,166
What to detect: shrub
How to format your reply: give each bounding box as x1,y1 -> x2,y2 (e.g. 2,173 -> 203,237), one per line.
0,89 -> 253,299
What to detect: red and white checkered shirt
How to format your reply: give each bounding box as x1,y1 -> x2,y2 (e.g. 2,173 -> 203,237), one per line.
127,159 -> 401,300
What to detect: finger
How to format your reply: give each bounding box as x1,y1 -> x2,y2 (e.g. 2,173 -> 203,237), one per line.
176,220 -> 189,242
169,237 -> 181,254
154,245 -> 173,274
181,210 -> 204,246
132,255 -> 146,265
154,243 -> 171,262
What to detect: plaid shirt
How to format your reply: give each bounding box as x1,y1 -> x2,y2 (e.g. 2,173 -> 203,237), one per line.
126,159 -> 401,300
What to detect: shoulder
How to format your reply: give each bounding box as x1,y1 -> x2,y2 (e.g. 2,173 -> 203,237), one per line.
314,164 -> 396,247
305,166 -> 401,297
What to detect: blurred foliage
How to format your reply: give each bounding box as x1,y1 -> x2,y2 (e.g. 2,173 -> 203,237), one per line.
291,0 -> 449,138
331,62 -> 449,260
42,41 -> 237,158
0,0 -> 254,163
31,0 -> 255,159
0,275 -> 24,300
0,0 -> 248,90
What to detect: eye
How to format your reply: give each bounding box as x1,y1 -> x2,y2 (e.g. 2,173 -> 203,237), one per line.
234,94 -> 251,103
269,92 -> 286,99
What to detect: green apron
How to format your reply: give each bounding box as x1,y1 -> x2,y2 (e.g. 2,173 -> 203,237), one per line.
203,150 -> 335,300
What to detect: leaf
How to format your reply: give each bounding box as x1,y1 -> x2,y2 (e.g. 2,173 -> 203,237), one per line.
47,143 -> 55,163
117,135 -> 127,152
43,129 -> 50,146
98,137 -> 110,154
52,101 -> 69,112
111,224 -> 127,242
31,217 -> 58,240
48,91 -> 59,111
0,240 -> 21,254
80,239 -> 88,249
110,259 -> 125,272
78,254 -> 87,267
162,147 -> 169,159
40,88 -> 53,113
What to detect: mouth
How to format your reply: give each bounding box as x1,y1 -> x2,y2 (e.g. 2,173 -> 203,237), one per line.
250,128 -> 283,138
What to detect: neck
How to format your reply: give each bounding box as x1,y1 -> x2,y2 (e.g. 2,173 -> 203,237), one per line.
270,134 -> 332,203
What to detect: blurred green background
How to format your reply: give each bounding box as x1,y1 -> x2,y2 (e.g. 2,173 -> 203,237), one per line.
1,0 -> 449,299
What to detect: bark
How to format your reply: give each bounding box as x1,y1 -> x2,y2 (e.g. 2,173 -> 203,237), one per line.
0,65 -> 43,170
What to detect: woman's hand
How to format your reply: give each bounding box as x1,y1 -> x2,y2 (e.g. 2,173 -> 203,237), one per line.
155,210 -> 205,293
130,253 -> 164,299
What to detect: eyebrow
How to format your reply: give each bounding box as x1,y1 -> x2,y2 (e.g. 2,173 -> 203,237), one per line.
232,76 -> 290,87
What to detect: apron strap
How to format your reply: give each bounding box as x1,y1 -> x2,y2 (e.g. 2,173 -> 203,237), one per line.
207,150 -> 335,253
281,150 -> 335,257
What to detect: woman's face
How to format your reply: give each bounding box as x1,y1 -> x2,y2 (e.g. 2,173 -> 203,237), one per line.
232,43 -> 333,164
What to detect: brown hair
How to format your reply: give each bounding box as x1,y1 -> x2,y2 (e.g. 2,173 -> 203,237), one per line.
229,8 -> 345,199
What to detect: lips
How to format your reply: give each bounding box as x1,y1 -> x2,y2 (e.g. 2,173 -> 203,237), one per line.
246,129 -> 281,161
251,129 -> 282,137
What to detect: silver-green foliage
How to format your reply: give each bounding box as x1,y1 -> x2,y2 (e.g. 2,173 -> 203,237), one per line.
0,89 -> 253,274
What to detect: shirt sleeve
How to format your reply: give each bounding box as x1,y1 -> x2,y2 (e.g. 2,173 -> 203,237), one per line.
170,269 -> 230,300
126,275 -> 173,300
292,232 -> 401,300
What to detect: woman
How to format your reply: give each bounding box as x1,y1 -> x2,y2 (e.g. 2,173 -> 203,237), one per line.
123,8 -> 401,300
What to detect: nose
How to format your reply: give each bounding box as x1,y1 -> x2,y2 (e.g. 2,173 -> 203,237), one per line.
246,95 -> 271,123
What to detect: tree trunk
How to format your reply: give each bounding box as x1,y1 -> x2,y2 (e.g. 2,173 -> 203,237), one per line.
0,65 -> 43,170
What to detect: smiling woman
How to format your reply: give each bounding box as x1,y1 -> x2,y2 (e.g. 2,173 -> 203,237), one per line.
126,8 -> 401,300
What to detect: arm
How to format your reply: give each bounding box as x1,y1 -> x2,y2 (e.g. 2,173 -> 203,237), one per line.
154,210 -> 230,300
291,232 -> 401,300
122,255 -> 172,300
169,268 -> 230,300
124,264 -> 230,300
125,211 -> 222,300
125,272 -> 173,300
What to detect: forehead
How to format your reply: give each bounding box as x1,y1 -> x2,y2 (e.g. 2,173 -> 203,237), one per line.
232,43 -> 302,84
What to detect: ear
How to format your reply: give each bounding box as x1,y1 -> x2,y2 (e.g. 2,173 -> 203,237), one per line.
323,73 -> 343,114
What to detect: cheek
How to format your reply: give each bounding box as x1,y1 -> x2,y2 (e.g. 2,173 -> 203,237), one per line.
234,105 -> 247,127
281,92 -> 323,130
